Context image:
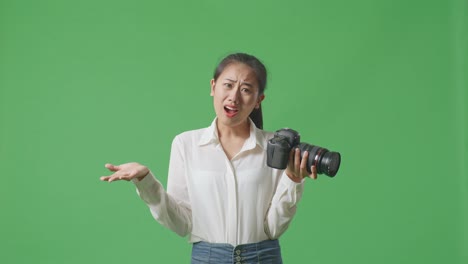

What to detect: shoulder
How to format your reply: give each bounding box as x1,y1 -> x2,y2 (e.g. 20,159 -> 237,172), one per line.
171,126 -> 209,147
262,129 -> 275,139
255,127 -> 276,144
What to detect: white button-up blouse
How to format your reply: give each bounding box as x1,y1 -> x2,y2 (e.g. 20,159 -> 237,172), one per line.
133,118 -> 305,246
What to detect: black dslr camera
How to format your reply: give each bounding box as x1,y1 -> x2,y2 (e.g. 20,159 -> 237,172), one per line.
267,128 -> 341,177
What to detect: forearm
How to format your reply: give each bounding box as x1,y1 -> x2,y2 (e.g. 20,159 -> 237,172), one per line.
133,172 -> 192,237
264,172 -> 305,239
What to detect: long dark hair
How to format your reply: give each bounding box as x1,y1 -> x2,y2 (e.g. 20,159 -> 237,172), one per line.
213,53 -> 267,129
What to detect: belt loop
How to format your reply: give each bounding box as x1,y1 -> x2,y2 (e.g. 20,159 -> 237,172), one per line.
256,241 -> 260,263
207,242 -> 212,262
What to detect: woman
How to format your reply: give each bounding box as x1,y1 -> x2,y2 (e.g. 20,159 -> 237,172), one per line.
100,53 -> 317,263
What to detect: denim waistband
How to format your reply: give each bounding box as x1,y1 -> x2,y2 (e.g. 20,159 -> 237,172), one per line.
191,239 -> 282,264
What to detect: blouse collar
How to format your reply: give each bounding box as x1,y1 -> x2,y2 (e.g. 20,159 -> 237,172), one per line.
198,117 -> 267,150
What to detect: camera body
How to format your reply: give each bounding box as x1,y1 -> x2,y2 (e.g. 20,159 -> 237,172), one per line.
266,128 -> 341,177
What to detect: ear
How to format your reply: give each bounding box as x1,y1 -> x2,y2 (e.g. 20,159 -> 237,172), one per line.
210,79 -> 216,96
256,94 -> 265,109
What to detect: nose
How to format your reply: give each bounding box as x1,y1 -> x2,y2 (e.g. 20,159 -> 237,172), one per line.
228,85 -> 241,104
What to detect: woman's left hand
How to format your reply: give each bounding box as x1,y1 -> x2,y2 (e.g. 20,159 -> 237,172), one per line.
285,148 -> 317,183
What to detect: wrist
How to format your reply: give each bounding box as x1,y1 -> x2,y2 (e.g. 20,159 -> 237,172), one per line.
285,171 -> 302,183
136,171 -> 149,181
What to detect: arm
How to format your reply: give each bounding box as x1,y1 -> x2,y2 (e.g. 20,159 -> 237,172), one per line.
133,136 -> 191,237
264,148 -> 317,239
132,172 -> 191,237
100,136 -> 192,237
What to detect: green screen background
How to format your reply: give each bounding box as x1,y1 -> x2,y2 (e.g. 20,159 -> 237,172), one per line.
1,0 -> 467,263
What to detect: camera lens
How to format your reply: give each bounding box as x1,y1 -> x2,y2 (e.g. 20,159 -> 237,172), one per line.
298,143 -> 341,177
319,151 -> 341,177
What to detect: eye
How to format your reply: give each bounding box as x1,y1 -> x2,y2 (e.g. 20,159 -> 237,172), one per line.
241,87 -> 251,94
224,83 -> 233,89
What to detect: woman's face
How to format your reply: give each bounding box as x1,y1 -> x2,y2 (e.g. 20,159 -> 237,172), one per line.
210,62 -> 265,129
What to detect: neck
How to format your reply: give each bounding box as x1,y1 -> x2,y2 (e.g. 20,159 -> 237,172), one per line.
216,119 -> 250,140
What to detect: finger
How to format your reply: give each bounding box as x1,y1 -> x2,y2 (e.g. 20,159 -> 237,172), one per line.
300,151 -> 309,177
309,165 -> 317,180
294,148 -> 300,169
107,172 -> 125,183
288,148 -> 295,167
108,170 -> 137,182
117,170 -> 137,181
105,163 -> 120,172
108,176 -> 121,183
100,176 -> 111,181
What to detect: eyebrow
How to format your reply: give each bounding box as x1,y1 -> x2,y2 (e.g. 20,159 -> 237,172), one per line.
225,78 -> 253,87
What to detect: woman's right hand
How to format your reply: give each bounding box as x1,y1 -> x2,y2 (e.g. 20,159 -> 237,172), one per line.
100,162 -> 149,182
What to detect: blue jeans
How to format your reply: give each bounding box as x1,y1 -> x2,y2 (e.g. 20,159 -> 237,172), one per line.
191,239 -> 283,264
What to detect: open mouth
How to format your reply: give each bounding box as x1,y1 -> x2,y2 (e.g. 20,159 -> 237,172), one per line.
224,105 -> 239,117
